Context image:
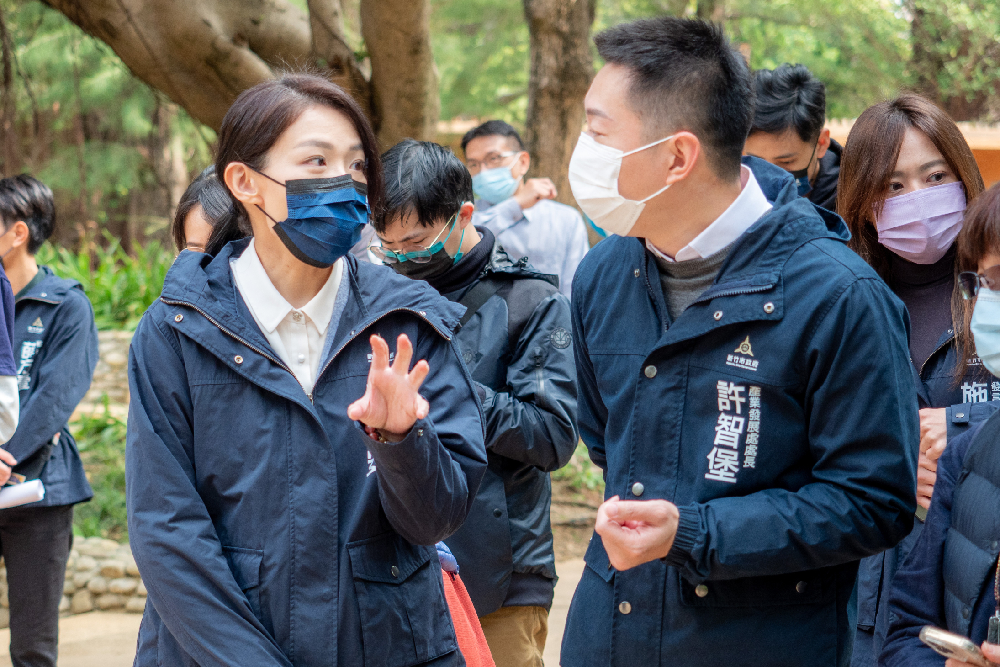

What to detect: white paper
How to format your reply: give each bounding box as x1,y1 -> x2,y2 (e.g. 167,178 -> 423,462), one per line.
0,480 -> 45,509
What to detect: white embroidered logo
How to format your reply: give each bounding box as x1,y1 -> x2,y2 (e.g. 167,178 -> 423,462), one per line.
16,340 -> 42,391
27,317 -> 44,334
726,336 -> 759,372
366,450 -> 377,477
962,381 -> 989,403
706,381 -> 762,482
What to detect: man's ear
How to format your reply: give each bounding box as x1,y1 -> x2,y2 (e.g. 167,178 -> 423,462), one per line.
457,201 -> 476,228
10,221 -> 31,251
815,128 -> 832,161
512,150 -> 531,181
223,162 -> 264,208
663,132 -> 701,186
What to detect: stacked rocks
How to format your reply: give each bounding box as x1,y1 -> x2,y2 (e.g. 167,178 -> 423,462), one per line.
73,330 -> 132,420
0,535 -> 149,627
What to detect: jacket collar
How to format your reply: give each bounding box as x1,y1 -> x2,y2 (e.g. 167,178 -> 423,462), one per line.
481,239 -> 559,288
160,239 -> 465,359
15,265 -> 80,304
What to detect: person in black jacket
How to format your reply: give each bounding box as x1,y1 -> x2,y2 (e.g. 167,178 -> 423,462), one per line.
0,174 -> 98,667
371,139 -> 578,667
744,63 -> 842,212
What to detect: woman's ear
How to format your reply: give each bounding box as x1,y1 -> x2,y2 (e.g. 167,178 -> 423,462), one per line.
458,201 -> 476,228
223,162 -> 264,207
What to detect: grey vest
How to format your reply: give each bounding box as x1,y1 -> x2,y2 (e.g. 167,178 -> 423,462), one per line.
944,413 -> 1000,634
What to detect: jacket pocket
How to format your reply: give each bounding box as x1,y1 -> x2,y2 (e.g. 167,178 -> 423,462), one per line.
583,533 -> 615,583
677,566 -> 836,608
221,546 -> 263,620
348,533 -> 457,667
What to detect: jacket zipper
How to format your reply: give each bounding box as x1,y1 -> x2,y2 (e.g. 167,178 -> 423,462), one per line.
162,299 -> 452,403
919,333 -> 955,379
693,284 -> 775,305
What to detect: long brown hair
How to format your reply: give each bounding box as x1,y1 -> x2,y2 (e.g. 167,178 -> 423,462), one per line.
839,93 -> 985,379
956,183 -> 1000,376
213,72 -> 383,247
839,93 -> 984,279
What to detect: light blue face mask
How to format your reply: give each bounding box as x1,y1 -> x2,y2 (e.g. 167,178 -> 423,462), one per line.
472,164 -> 520,205
971,286 -> 1000,377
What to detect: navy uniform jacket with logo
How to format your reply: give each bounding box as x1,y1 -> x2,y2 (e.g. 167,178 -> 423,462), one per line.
6,266 -> 96,506
560,157 -> 919,667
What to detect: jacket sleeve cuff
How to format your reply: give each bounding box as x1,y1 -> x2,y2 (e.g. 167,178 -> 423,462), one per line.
663,503 -> 702,568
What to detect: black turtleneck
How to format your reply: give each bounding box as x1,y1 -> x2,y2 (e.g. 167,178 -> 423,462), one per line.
887,246 -> 956,370
426,226 -> 496,297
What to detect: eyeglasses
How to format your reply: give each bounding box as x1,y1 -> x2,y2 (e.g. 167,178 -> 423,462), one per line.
959,266 -> 1000,299
369,214 -> 458,264
465,151 -> 520,172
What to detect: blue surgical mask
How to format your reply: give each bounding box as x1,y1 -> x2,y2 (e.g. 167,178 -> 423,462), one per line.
472,165 -> 519,205
971,286 -> 1000,377
254,171 -> 369,268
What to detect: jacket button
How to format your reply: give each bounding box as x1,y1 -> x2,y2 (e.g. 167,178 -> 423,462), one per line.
992,540 -> 999,551
795,581 -> 807,594
695,584 -> 709,598
956,413 -> 965,418
618,601 -> 631,614
634,269 -> 640,277
963,607 -> 971,619
419,311 -> 426,316
631,482 -> 644,497
644,365 -> 657,378
713,310 -> 723,321
234,355 -> 244,365
763,302 -> 775,314
417,428 -> 424,437
391,566 -> 399,578
40,292 -> 46,297
493,508 -> 503,518
174,314 -> 183,322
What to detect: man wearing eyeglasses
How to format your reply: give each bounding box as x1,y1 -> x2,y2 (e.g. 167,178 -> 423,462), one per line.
462,120 -> 590,298
372,139 -> 578,667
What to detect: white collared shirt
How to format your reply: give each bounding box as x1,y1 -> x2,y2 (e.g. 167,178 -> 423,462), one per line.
231,239 -> 344,396
647,165 -> 773,263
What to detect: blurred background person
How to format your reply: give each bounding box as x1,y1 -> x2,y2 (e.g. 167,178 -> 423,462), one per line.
0,174 -> 97,667
373,139 -> 577,667
744,63 -> 841,211
880,182 -> 1000,666
463,120 -> 589,298
171,166 -> 243,256
839,93 -> 989,667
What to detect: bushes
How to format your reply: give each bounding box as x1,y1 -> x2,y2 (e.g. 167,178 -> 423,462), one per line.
35,234 -> 175,330
71,398 -> 128,540
552,442 -> 605,492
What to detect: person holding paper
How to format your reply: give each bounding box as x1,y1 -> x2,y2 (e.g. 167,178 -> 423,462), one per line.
126,74 -> 486,666
0,174 -> 97,667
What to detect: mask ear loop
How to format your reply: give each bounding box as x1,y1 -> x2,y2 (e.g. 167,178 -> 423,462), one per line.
241,164 -> 289,226
623,134 -> 676,204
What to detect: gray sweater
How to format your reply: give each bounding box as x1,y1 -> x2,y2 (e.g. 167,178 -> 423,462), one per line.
652,243 -> 733,320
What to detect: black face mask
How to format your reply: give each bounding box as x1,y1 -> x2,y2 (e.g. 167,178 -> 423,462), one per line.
389,246 -> 456,282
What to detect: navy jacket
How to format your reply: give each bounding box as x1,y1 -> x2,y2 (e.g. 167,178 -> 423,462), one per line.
126,242 -> 487,667
6,266 -> 96,507
561,158 -> 919,667
880,419 -> 993,666
855,321 -> 1000,659
443,241 -> 577,615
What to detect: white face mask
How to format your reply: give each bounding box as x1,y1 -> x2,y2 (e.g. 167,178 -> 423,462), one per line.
568,132 -> 674,237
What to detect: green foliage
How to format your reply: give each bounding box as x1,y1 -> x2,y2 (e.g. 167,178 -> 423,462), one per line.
35,234 -> 174,330
71,398 -> 128,541
552,442 -> 605,492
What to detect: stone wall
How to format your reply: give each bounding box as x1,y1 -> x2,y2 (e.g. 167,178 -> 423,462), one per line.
0,537 -> 146,628
75,330 -> 133,419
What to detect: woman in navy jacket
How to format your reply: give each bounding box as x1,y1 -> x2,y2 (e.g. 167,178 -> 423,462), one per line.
881,183 -> 1000,666
126,74 -> 487,667
838,94 -> 995,666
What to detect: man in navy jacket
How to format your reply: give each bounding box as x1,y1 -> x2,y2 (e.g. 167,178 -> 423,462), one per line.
560,18 -> 919,667
0,174 -> 97,667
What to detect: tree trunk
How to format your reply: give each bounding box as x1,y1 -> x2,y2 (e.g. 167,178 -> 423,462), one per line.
0,4 -> 19,176
522,0 -> 595,210
360,0 -> 438,148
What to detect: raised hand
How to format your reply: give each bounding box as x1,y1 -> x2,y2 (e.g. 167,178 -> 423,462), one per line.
347,334 -> 430,439
595,496 -> 680,571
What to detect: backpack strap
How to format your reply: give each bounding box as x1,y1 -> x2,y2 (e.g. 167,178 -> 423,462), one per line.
456,279 -> 506,331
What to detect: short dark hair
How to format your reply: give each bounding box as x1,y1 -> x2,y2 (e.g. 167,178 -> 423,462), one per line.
751,64 -> 827,143
0,174 -> 55,254
214,72 -> 383,239
375,139 -> 473,234
594,17 -> 753,180
171,166 -> 242,254
461,120 -> 525,153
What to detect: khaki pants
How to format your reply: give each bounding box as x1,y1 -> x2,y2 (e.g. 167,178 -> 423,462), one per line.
479,605 -> 548,667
